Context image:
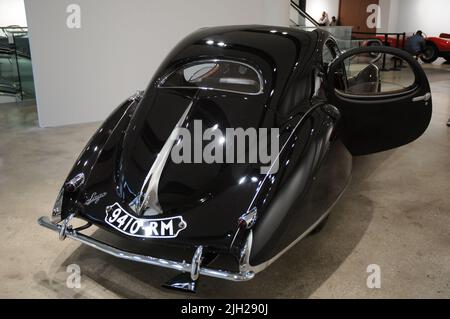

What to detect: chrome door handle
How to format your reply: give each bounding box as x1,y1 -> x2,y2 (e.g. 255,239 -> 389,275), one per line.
412,92 -> 431,102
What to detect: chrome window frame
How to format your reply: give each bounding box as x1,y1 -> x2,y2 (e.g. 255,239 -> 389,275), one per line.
158,59 -> 265,96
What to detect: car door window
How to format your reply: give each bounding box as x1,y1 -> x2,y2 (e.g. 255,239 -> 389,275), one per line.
337,53 -> 416,95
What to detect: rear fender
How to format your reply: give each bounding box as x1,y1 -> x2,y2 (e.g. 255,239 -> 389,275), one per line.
60,94 -> 141,219
231,103 -> 340,265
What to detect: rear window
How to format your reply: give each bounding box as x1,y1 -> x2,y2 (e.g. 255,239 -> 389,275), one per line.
158,60 -> 263,95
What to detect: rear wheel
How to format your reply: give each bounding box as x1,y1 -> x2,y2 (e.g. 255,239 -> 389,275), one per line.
420,43 -> 439,63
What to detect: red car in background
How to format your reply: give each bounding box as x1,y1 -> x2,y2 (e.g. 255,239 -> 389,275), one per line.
422,34 -> 450,63
366,33 -> 450,63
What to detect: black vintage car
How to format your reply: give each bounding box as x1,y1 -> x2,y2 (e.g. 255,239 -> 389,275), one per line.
38,25 -> 432,292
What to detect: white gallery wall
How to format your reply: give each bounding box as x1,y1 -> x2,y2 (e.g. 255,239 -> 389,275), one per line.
303,0 -> 449,35
378,0 -> 450,35
306,0 -> 340,22
378,0 -> 399,33
393,0 -> 450,35
24,0 -> 290,127
0,0 -> 27,26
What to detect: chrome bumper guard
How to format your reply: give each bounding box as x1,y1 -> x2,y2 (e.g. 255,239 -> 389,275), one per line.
37,215 -> 255,282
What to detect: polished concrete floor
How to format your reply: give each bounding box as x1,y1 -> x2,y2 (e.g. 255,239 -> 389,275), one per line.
0,62 -> 449,299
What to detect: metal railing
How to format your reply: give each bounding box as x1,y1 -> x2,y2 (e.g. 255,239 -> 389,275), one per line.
351,31 -> 408,71
289,0 -> 319,27
289,1 -> 353,51
0,26 -> 34,101
352,31 -> 407,49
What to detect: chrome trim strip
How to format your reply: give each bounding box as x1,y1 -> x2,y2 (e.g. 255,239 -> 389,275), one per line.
248,174 -> 352,273
159,86 -> 264,96
136,101 -> 193,216
243,102 -> 327,218
37,216 -> 255,282
334,85 -> 419,100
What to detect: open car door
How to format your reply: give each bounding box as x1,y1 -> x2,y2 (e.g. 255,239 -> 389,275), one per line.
326,46 -> 432,156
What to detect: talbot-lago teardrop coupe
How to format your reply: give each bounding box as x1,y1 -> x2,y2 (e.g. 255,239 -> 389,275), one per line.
38,25 -> 432,293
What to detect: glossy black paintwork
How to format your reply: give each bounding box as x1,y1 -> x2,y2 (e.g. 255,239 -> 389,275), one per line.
326,46 -> 433,156
60,26 -> 351,268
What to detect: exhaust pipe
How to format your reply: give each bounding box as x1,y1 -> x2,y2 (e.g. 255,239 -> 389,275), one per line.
162,272 -> 199,293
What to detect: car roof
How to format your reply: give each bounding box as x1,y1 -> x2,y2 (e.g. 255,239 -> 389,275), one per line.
152,25 -> 323,95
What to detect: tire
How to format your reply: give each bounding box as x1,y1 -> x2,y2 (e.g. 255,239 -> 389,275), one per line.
420,43 -> 439,63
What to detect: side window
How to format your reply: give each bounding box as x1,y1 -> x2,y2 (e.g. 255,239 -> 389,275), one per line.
159,60 -> 263,95
336,52 -> 416,95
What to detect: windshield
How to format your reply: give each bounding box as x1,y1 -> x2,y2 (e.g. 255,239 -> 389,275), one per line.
158,59 -> 264,95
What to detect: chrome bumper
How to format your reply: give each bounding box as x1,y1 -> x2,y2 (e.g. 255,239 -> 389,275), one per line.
37,215 -> 255,282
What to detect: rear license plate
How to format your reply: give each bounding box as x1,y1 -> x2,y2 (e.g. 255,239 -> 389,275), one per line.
105,203 -> 187,238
